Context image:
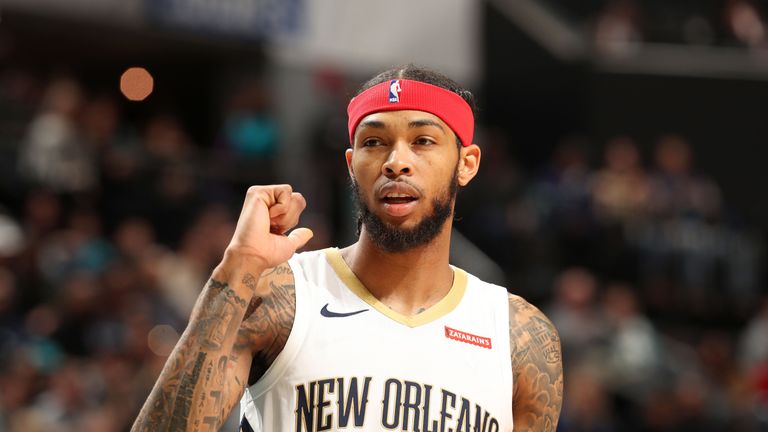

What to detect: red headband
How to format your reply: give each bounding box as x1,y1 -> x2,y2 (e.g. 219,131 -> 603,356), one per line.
347,79 -> 474,147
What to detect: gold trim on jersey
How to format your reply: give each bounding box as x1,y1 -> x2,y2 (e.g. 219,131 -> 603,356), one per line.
324,248 -> 467,328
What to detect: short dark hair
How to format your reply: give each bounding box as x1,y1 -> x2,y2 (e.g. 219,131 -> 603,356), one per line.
353,65 -> 477,148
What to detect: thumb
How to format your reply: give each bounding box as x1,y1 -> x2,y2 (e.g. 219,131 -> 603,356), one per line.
286,227 -> 314,251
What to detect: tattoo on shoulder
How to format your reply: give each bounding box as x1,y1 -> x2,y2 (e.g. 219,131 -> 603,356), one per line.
510,295 -> 533,311
508,295 -> 564,432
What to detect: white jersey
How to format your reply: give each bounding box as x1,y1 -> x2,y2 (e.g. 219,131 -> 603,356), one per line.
240,248 -> 513,432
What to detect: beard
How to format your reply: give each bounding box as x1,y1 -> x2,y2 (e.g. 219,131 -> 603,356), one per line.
351,169 -> 459,253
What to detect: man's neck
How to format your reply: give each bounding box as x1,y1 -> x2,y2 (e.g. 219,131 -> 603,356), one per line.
340,225 -> 455,317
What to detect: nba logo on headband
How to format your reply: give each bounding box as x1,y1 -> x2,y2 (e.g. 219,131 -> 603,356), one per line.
348,79 -> 475,147
388,80 -> 401,103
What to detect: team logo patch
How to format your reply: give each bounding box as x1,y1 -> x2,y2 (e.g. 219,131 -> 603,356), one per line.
388,79 -> 402,103
444,326 -> 492,349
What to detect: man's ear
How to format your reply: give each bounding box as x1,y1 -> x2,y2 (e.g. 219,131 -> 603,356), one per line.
345,148 -> 355,181
457,144 -> 481,186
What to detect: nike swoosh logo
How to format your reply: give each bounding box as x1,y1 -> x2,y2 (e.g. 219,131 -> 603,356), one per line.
320,303 -> 369,318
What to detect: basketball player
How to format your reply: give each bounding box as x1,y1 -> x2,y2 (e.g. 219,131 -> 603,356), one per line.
132,66 -> 563,432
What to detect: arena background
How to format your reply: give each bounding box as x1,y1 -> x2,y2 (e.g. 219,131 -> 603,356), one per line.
0,0 -> 766,430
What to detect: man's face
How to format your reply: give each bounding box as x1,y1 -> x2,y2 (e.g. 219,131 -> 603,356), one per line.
345,110 -> 480,252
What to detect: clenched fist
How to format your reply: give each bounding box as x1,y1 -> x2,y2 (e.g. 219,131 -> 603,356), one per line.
221,185 -> 313,275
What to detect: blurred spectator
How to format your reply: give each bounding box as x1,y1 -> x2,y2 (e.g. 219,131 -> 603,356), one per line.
559,365 -> 618,432
739,297 -> 768,371
533,137 -> 594,232
546,267 -> 607,362
593,0 -> 643,56
0,267 -> 21,361
147,206 -> 234,319
17,77 -> 97,193
690,332 -> 745,430
0,208 -> 24,258
108,217 -> 181,325
80,95 -> 119,153
219,78 -> 278,160
591,136 -> 651,225
23,189 -> 63,242
215,78 -> 279,188
648,134 -> 721,220
601,282 -> 662,402
36,207 -> 113,288
631,135 -> 736,313
142,114 -> 202,246
142,114 -> 194,164
754,362 -> 768,429
527,137 -> 596,267
723,0 -> 768,48
0,352 -> 46,431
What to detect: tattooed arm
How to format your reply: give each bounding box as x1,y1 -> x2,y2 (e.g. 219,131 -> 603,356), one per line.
131,185 -> 312,432
509,294 -> 564,431
131,268 -> 261,432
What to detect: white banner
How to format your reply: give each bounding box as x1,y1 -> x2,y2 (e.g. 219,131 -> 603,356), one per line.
269,0 -> 481,84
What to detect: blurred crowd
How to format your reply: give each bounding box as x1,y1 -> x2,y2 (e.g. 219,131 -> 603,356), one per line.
543,0 -> 768,53
460,130 -> 766,430
0,69 -> 766,432
0,71 -> 278,431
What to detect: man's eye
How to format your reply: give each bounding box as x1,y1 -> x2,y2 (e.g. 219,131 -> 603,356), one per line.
414,137 -> 434,146
362,139 -> 382,147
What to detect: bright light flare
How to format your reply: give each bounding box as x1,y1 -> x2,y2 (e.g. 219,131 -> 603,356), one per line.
120,67 -> 154,101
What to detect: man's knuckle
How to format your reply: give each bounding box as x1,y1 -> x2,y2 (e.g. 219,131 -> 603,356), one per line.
293,193 -> 307,207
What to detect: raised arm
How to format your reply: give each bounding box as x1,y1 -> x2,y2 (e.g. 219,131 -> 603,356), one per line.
131,185 -> 313,432
508,294 -> 564,431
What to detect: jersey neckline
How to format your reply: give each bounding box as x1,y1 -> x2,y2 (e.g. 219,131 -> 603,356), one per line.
324,247 -> 468,328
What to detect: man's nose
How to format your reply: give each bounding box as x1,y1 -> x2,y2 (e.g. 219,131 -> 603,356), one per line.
382,143 -> 413,177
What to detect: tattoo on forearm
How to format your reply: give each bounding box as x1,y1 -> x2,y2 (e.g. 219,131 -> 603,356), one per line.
243,273 -> 257,290
132,275 -> 254,432
216,355 -> 228,386
201,390 -> 223,430
262,265 -> 293,277
133,337 -> 194,432
169,351 -> 207,430
208,279 -> 228,291
509,295 -> 564,432
206,278 -> 248,309
199,279 -> 248,350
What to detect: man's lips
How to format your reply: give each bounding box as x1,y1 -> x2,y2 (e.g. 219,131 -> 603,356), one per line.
381,200 -> 418,217
378,182 -> 421,201
377,182 -> 421,217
